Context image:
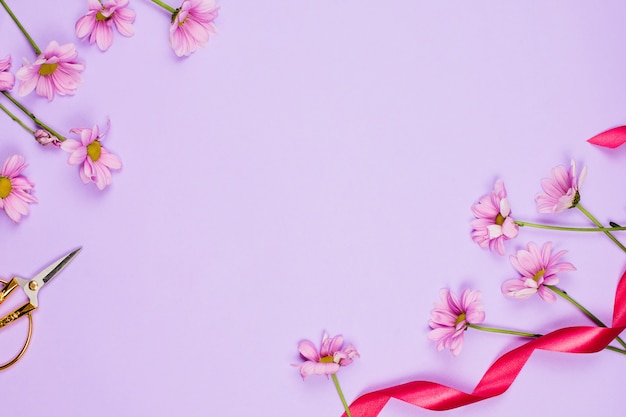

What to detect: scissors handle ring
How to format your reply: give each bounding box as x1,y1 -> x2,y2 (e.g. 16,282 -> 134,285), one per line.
0,279 -> 33,371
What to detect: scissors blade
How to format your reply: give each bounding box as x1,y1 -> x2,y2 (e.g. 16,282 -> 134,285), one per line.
34,247 -> 82,286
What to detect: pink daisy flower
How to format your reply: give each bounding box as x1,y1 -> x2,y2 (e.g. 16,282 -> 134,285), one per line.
471,179 -> 519,255
428,289 -> 485,356
75,0 -> 136,51
502,242 -> 575,303
169,0 -> 219,57
0,155 -> 37,223
0,55 -> 15,91
60,120 -> 122,190
16,41 -> 85,100
535,160 -> 587,214
294,333 -> 359,379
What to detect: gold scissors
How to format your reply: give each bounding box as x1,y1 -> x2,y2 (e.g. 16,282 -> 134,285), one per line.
0,248 -> 81,370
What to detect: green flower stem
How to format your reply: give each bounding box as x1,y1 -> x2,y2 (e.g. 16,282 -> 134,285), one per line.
515,220 -> 626,232
467,323 -> 626,355
467,323 -> 541,338
331,373 -> 353,417
576,204 -> 626,253
150,0 -> 177,14
1,91 -> 66,141
547,285 -> 626,350
0,0 -> 41,55
605,345 -> 626,355
0,102 -> 34,134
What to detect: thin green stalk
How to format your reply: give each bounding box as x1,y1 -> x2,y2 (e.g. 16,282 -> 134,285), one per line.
605,345 -> 626,355
467,323 -> 626,355
515,220 -> 626,232
576,204 -> 626,253
0,102 -> 34,134
0,0 -> 41,54
150,0 -> 177,14
331,373 -> 353,417
468,323 -> 541,338
547,285 -> 626,350
1,92 -> 66,141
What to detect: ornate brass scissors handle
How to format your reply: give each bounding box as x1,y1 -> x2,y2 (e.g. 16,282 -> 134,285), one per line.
0,248 -> 80,370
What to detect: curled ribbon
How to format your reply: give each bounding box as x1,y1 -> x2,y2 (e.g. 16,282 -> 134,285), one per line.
343,270 -> 626,417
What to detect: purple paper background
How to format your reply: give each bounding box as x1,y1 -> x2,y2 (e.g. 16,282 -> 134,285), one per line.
2,1 -> 626,416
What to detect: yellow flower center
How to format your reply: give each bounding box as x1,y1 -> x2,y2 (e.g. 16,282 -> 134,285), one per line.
38,63 -> 58,76
495,213 -> 505,226
454,312 -> 467,327
533,269 -> 546,282
171,8 -> 183,25
319,356 -> 335,363
0,177 -> 12,199
172,8 -> 189,26
96,10 -> 111,21
87,141 -> 102,162
571,190 -> 581,208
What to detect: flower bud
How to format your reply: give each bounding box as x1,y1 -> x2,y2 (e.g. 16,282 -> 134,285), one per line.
34,129 -> 61,147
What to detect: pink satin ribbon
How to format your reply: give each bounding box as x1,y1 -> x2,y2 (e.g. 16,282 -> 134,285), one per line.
587,126 -> 626,148
343,270 -> 626,417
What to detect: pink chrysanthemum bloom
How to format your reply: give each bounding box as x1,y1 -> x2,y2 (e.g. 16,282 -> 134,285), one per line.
428,289 -> 485,356
501,242 -> 575,303
75,0 -> 136,51
0,55 -> 15,91
16,41 -> 85,100
535,160 -> 587,214
169,0 -> 219,57
0,155 -> 37,223
471,179 -> 519,255
61,120 -> 122,190
294,333 -> 359,379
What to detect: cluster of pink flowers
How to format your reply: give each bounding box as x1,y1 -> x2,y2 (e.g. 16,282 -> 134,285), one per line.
294,161 -> 592,365
428,160 -> 595,355
294,136 -> 625,415
428,240 -> 576,354
74,0 -> 219,57
0,49 -> 122,201
471,161 -> 586,256
0,118 -> 122,224
0,0 -> 140,223
0,0 -> 221,224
